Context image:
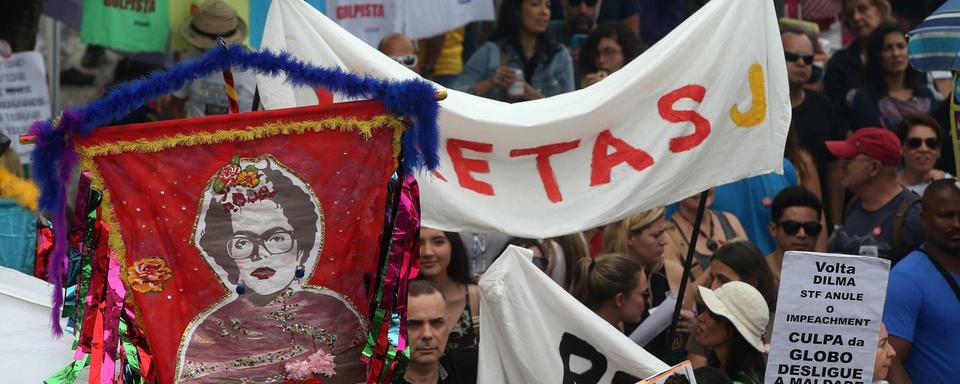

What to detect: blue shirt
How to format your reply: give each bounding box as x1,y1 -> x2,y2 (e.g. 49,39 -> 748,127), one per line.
883,249 -> 960,384
452,41 -> 574,101
664,159 -> 798,255
0,199 -> 36,274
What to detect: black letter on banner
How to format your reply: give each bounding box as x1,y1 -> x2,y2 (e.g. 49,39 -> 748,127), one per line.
611,371 -> 643,384
559,332 -> 607,383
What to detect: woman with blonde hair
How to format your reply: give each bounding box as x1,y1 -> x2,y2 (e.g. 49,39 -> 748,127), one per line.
568,253 -> 648,328
602,208 -> 695,363
823,0 -> 892,113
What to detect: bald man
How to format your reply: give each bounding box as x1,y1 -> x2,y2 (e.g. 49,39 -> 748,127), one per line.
379,33 -> 420,74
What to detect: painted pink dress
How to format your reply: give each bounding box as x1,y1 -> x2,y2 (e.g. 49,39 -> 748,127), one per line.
180,288 -> 366,383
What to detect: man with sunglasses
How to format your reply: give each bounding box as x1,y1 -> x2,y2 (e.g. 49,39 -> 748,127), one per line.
547,0 -> 602,54
781,26 -> 847,229
826,128 -> 923,263
379,33 -> 420,74
766,187 -> 824,283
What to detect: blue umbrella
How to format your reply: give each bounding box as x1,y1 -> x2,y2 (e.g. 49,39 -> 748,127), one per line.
909,0 -> 960,174
909,0 -> 960,71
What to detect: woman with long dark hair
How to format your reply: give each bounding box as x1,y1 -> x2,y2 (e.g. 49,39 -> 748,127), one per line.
417,228 -> 479,352
851,22 -> 937,129
695,282 -> 769,384
452,0 -> 574,102
686,241 -> 778,370
578,22 -> 642,88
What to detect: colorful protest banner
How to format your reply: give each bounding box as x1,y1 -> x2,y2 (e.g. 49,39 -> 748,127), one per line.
764,252 -> 890,384
73,102 -> 402,383
257,0 -> 790,238
636,361 -> 697,384
478,246 -> 669,383
0,52 -> 49,164
81,0 -> 171,53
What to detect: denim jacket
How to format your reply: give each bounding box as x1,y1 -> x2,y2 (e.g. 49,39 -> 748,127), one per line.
452,41 -> 574,101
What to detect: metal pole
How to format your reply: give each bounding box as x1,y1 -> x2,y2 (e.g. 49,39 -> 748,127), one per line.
664,190 -> 709,351
50,19 -> 61,115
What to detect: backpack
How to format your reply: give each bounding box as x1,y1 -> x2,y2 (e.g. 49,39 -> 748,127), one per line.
844,192 -> 920,259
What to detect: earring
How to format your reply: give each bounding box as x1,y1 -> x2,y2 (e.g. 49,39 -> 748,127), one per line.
295,265 -> 305,279
235,281 -> 246,295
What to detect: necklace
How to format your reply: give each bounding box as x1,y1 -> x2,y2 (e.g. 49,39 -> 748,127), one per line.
677,209 -> 719,252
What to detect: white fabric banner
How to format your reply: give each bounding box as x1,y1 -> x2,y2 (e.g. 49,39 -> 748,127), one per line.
478,246 -> 669,383
325,0 -> 401,47
258,0 -> 789,238
401,0 -> 495,40
0,267 -> 89,382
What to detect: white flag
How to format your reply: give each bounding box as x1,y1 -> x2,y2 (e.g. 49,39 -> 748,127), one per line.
479,246 -> 670,382
257,0 -> 789,238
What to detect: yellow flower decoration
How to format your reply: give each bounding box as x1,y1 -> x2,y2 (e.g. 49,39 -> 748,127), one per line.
128,257 -> 173,293
236,171 -> 260,188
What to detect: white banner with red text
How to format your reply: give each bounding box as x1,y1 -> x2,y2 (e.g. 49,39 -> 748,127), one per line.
257,0 -> 789,238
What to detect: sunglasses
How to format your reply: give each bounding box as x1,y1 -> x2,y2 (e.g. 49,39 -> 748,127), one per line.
390,54 -> 418,68
569,0 -> 599,6
905,137 -> 940,150
784,51 -> 814,65
778,220 -> 822,236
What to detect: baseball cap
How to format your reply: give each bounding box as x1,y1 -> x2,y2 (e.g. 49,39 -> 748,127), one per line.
699,282 -> 769,352
825,127 -> 901,166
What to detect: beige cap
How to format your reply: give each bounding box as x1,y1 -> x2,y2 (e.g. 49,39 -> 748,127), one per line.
180,0 -> 248,49
698,281 -> 769,352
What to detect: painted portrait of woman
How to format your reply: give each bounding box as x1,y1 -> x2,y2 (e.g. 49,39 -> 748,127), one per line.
178,155 -> 366,383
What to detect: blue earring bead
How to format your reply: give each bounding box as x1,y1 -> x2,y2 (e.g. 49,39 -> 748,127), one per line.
235,282 -> 246,294
295,265 -> 305,279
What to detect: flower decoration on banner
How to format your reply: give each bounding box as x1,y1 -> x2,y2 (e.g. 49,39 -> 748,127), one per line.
128,257 -> 173,293
213,155 -> 277,214
284,349 -> 337,383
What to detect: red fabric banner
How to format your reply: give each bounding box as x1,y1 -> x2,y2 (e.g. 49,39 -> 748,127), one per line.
74,100 -> 402,383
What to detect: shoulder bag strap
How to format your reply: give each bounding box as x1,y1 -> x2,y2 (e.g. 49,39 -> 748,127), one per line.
921,249 -> 960,303
715,211 -> 738,240
892,194 -> 920,258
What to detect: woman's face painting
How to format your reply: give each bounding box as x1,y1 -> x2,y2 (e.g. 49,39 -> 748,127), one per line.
228,200 -> 299,295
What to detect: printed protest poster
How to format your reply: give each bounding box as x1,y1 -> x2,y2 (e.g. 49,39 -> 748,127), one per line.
764,251 -> 890,384
637,361 -> 697,384
326,0 -> 401,47
0,52 -> 50,164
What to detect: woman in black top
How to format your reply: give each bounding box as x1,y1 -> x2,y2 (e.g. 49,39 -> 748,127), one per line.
851,23 -> 937,129
822,0 -> 892,113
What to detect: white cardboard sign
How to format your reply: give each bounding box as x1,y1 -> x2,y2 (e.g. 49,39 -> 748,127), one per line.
764,251 -> 890,384
0,51 -> 50,164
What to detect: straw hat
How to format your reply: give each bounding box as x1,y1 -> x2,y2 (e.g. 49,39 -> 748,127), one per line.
180,0 -> 247,49
698,282 -> 769,352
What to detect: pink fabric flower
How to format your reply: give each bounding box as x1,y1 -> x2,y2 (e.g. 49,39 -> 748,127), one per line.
285,349 -> 337,381
285,360 -> 314,381
307,349 -> 337,377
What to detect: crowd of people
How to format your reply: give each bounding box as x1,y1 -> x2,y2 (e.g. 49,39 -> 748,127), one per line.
396,0 -> 959,383
0,0 -> 958,383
